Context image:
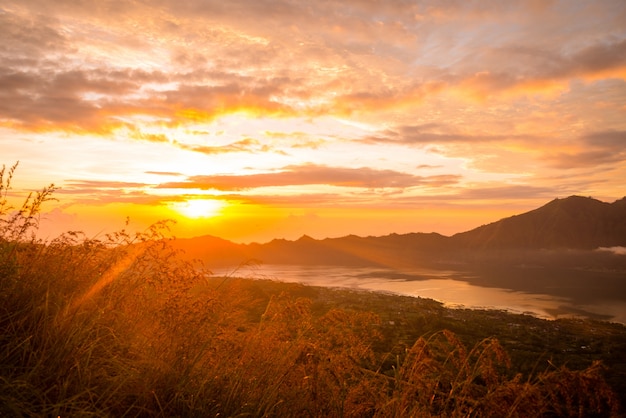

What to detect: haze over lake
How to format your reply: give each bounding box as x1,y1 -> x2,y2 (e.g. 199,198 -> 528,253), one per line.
217,264 -> 626,324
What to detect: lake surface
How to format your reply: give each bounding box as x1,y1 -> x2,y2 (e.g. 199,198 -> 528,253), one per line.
216,264 -> 626,324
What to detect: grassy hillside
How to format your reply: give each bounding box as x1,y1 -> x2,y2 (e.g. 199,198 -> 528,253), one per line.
1,165 -> 624,417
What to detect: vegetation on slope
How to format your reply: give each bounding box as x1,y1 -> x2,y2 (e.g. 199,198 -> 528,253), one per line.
1,163 -> 623,417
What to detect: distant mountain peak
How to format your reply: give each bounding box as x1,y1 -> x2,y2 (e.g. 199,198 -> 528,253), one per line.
545,195 -> 605,206
452,195 -> 626,250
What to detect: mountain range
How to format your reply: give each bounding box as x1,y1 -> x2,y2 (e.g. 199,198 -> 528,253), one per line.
173,195 -> 626,269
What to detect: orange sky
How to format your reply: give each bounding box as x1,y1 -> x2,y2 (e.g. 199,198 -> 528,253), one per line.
2,0 -> 626,243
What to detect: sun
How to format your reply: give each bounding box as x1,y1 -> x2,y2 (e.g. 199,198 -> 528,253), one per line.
172,199 -> 225,219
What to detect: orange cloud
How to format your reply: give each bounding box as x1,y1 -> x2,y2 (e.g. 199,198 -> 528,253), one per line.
360,124 -> 514,146
176,138 -> 273,155
3,1 -> 625,137
542,130 -> 626,169
456,38 -> 626,100
329,82 -> 446,116
156,164 -> 460,191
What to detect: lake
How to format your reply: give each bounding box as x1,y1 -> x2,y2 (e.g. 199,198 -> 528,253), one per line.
215,264 -> 626,324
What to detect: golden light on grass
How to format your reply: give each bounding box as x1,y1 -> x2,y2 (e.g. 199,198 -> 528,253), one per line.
171,199 -> 225,219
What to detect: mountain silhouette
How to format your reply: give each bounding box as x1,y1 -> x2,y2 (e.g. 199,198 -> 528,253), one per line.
171,196 -> 626,306
173,196 -> 626,267
450,195 -> 626,250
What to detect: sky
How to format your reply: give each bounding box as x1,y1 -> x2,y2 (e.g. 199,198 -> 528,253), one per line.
1,0 -> 625,243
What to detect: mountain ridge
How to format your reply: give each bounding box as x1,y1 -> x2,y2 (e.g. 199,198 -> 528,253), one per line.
173,195 -> 626,267
450,195 -> 626,250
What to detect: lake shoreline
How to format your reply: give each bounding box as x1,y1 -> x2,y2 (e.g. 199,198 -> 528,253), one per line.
214,263 -> 626,325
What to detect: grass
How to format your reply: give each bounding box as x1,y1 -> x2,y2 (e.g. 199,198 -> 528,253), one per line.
0,162 -> 623,417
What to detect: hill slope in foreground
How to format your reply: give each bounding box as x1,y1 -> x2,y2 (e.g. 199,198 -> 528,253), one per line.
2,188 -> 625,416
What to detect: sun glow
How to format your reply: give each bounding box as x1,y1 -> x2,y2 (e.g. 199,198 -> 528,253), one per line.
172,199 -> 225,219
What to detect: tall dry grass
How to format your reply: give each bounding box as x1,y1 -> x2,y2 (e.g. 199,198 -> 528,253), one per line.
0,162 -> 620,417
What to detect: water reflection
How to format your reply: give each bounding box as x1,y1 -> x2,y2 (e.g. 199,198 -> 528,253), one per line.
216,264 -> 626,324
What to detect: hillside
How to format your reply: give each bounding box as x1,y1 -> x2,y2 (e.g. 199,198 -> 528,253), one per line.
451,195 -> 626,250
174,231 -> 451,268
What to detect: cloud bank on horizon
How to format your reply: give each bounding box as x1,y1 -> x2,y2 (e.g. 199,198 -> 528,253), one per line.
1,0 -> 625,241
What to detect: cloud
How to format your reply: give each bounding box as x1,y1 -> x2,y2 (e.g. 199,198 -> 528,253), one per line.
0,8 -> 68,64
58,180 -> 152,196
416,164 -> 443,169
0,66 -> 299,132
582,130 -> 626,149
63,180 -> 149,188
263,130 -> 327,149
325,81 -> 447,117
555,38 -> 626,80
360,124 -> 511,146
55,181 -> 169,206
2,0 -> 625,136
457,38 -> 626,99
157,164 -> 461,191
130,132 -> 171,143
0,66 -> 170,132
1,4 -> 307,132
164,81 -> 296,122
456,185 -> 564,200
145,171 -> 184,177
176,138 -> 273,155
543,130 -> 626,169
234,183 -> 568,209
